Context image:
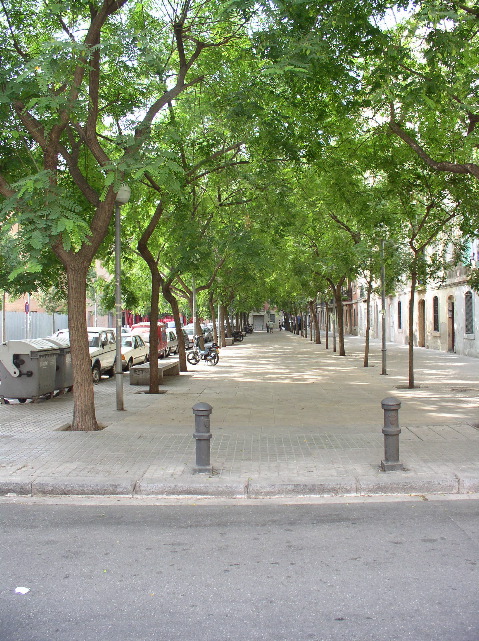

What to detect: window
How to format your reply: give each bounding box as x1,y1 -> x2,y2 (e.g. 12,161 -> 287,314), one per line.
433,297 -> 439,332
398,301 -> 402,329
465,291 -> 474,334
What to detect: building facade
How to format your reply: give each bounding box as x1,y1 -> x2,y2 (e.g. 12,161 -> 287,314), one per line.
352,263 -> 479,359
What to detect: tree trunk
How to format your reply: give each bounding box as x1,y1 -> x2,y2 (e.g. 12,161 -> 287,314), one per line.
194,316 -> 204,349
67,261 -> 99,431
408,269 -> 417,389
219,305 -> 226,347
284,313 -> 291,332
325,303 -> 329,350
328,279 -> 346,356
208,292 -> 218,345
137,202 -> 164,392
309,300 -> 320,344
147,272 -> 160,393
332,302 -> 337,353
337,296 -> 346,356
163,284 -> 187,372
364,280 -> 372,367
224,305 -> 232,337
52,194 -> 117,430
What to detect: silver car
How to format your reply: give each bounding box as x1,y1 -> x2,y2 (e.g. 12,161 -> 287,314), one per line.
121,334 -> 149,371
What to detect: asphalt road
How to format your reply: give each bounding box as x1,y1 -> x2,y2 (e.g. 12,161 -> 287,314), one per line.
1,497 -> 478,641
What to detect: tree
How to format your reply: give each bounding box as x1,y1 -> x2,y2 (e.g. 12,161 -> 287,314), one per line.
0,0 -> 244,429
367,1 -> 479,210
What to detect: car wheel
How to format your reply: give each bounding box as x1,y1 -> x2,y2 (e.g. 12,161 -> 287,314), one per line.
92,364 -> 101,384
126,358 -> 133,371
165,347 -> 171,358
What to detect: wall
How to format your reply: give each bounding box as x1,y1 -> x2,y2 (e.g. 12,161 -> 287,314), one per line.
1,311 -> 69,341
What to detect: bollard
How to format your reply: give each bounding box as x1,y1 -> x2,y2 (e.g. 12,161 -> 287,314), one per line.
380,397 -> 404,471
192,402 -> 213,474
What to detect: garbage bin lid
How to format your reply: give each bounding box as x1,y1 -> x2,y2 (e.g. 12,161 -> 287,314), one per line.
0,339 -> 60,354
45,337 -> 70,349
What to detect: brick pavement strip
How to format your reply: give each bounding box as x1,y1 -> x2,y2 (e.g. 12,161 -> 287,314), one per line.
1,333 -> 479,497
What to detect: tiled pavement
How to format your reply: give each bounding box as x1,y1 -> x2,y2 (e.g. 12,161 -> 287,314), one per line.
0,331 -> 478,498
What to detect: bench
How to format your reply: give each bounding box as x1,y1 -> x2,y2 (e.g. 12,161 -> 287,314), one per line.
224,337 -> 234,346
129,360 -> 180,386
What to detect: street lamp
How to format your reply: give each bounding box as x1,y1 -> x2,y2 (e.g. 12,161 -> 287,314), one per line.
115,184 -> 131,411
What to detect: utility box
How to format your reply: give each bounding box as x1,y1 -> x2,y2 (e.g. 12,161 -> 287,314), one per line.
44,337 -> 73,392
0,339 -> 59,402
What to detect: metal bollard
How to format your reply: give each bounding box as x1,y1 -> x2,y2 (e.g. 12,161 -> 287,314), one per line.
192,402 -> 213,474
380,397 -> 404,471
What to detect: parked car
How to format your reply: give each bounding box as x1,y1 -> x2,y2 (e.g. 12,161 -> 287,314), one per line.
184,324 -> 213,345
183,326 -> 196,348
48,326 -> 117,383
165,329 -> 179,357
131,322 -> 168,358
168,328 -> 191,352
88,327 -> 116,383
121,334 -> 149,370
180,328 -> 190,350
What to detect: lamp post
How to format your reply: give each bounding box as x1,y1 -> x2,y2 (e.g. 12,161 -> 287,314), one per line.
115,184 -> 131,411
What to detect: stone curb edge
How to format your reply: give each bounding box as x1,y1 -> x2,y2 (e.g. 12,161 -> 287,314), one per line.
0,473 -> 478,498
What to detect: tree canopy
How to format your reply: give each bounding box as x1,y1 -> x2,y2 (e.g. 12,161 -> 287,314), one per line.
1,0 -> 477,427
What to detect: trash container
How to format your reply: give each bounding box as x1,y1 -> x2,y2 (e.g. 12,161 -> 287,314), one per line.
0,339 -> 59,402
44,337 -> 73,392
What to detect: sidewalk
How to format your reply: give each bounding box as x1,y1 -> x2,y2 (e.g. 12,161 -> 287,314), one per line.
1,330 -> 478,498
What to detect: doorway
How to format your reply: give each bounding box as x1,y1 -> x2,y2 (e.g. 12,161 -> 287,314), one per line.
447,298 -> 455,352
253,314 -> 264,331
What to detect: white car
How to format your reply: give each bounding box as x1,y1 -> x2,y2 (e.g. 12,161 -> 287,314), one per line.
48,327 -> 117,383
88,327 -> 116,383
183,326 -> 196,348
166,330 -> 179,357
121,334 -> 149,371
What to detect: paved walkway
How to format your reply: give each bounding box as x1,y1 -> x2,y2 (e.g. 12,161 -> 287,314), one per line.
1,331 -> 478,498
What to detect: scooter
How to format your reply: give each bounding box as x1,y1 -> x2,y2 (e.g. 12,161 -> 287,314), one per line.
187,336 -> 219,366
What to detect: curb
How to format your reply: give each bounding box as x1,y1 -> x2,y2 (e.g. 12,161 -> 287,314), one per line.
1,473 -> 478,498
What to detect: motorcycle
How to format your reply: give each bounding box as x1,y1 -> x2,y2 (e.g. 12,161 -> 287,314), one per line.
232,329 -> 244,342
187,336 -> 219,366
244,324 -> 253,334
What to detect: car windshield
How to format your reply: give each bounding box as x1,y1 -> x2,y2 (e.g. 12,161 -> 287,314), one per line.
88,335 -> 100,348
